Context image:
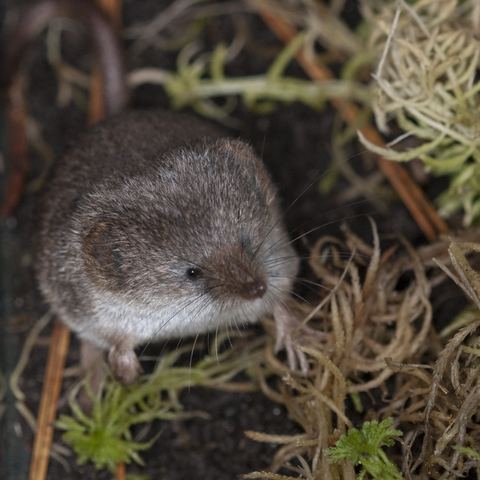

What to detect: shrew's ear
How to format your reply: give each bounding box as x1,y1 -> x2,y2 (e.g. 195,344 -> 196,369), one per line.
216,138 -> 277,206
82,221 -> 123,290
216,138 -> 258,162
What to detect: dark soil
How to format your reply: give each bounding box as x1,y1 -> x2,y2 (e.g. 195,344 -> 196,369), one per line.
0,1 -> 437,479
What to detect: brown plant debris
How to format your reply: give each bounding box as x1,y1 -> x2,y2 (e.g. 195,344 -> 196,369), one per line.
247,223 -> 480,479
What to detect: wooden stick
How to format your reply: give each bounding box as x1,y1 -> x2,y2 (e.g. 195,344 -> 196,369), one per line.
28,322 -> 70,480
258,8 -> 449,241
116,462 -> 126,480
88,0 -> 122,124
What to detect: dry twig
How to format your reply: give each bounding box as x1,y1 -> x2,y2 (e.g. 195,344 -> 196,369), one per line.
28,322 -> 71,480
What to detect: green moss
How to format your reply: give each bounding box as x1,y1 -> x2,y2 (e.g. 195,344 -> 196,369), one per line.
57,338 -> 263,471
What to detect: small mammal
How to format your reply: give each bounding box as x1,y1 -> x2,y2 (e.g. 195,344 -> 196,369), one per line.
3,0 -> 303,382
36,110 -> 301,383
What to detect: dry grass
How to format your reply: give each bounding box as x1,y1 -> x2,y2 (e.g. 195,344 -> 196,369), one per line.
241,224 -> 480,479
246,221 -> 432,478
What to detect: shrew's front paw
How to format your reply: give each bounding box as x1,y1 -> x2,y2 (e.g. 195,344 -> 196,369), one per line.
273,304 -> 310,374
273,304 -> 328,374
108,346 -> 142,385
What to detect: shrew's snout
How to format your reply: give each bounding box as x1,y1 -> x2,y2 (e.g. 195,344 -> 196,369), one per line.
206,243 -> 269,302
239,279 -> 267,300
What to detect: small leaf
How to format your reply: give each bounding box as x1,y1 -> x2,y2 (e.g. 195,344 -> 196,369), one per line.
328,418 -> 403,480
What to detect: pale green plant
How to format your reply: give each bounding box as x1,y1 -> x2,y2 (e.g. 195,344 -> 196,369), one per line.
360,0 -> 480,224
128,34 -> 371,123
57,337 -> 264,471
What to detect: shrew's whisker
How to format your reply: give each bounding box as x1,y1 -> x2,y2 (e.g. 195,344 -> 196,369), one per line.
259,212 -> 374,262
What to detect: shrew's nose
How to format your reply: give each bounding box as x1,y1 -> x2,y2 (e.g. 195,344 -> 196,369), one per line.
240,279 -> 267,300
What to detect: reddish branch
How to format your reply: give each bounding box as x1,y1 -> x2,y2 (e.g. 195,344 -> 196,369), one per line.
258,7 -> 449,241
2,81 -> 28,217
28,323 -> 70,480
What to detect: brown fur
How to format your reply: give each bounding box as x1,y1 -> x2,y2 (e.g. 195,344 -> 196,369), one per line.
36,110 -> 299,382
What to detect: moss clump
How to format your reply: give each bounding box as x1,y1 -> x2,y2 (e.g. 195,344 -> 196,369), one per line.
57,337 -> 264,471
360,0 -> 480,225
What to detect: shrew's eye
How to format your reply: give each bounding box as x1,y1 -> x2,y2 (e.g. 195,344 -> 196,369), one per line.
186,267 -> 202,280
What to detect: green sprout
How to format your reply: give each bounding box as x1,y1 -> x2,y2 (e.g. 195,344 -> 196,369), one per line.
57,338 -> 263,471
328,418 -> 403,480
